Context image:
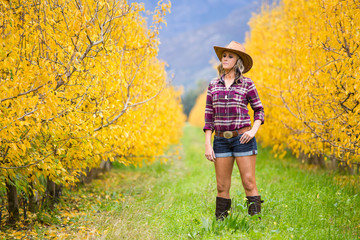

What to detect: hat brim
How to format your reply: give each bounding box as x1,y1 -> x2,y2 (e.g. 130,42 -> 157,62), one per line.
214,46 -> 253,73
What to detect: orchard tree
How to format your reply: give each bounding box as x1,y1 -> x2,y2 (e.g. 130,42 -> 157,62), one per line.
0,0 -> 185,223
245,0 -> 360,169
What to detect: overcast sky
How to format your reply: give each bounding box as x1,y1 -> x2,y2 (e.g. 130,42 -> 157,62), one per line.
131,0 -> 271,90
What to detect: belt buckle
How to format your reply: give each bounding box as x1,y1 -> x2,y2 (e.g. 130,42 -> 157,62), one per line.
223,131 -> 233,139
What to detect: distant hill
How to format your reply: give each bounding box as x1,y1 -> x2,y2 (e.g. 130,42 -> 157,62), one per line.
136,0 -> 267,90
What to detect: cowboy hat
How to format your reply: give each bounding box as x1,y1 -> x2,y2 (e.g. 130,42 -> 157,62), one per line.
213,41 -> 253,73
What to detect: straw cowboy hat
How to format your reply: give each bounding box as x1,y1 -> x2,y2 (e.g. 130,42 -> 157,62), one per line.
214,41 -> 253,73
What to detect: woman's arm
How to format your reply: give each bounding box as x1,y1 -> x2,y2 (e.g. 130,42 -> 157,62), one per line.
205,130 -> 216,162
247,80 -> 265,126
240,119 -> 262,144
240,79 -> 264,144
203,84 -> 215,132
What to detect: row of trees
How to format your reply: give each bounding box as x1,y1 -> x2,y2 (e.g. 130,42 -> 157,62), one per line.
189,0 -> 359,172
245,0 -> 359,171
181,79 -> 208,117
0,0 -> 185,223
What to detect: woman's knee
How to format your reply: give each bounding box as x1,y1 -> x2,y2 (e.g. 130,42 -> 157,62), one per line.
217,182 -> 230,193
242,175 -> 256,192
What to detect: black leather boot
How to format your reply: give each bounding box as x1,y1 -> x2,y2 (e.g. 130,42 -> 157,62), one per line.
215,196 -> 231,221
246,195 -> 264,216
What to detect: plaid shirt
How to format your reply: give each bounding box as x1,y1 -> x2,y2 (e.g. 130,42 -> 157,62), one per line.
203,76 -> 264,132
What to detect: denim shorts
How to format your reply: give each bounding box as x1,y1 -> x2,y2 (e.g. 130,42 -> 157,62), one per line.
213,134 -> 258,158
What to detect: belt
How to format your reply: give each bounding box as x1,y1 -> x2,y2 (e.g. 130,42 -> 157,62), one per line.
215,126 -> 251,139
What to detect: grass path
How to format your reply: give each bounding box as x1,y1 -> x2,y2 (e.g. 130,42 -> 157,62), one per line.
65,125 -> 359,239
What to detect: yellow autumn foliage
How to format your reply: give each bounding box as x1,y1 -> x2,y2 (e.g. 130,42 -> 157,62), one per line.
0,0 -> 185,195
188,90 -> 207,128
244,0 -> 360,164
188,0 -> 359,166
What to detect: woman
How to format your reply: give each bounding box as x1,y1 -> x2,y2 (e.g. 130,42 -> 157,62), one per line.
203,41 -> 265,220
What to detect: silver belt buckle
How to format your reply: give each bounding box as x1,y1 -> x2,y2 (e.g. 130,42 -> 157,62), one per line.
223,131 -> 233,139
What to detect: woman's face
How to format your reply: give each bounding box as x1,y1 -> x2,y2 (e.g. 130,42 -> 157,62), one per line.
221,51 -> 238,71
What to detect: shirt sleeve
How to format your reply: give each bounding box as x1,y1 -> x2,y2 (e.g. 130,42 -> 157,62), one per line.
203,84 -> 215,132
246,80 -> 265,124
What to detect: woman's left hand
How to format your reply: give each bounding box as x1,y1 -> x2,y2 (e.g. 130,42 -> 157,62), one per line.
239,129 -> 256,144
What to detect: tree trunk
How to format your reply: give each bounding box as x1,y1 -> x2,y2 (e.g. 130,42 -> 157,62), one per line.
80,160 -> 112,184
306,153 -> 325,168
100,159 -> 112,173
55,184 -> 62,200
46,178 -> 56,210
331,154 -> 337,170
346,163 -> 355,175
28,183 -> 40,213
6,180 -> 19,224
0,198 -> 4,225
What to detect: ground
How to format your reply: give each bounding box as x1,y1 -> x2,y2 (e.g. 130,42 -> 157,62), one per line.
1,124 -> 359,239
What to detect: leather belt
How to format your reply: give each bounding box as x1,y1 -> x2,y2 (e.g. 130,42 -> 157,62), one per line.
215,126 -> 251,139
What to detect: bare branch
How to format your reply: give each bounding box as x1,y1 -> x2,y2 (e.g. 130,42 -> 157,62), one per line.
0,84 -> 45,103
94,98 -> 129,132
0,107 -> 38,132
0,138 -> 70,169
94,79 -> 165,132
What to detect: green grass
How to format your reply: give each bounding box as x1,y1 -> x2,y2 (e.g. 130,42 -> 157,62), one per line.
26,124 -> 360,239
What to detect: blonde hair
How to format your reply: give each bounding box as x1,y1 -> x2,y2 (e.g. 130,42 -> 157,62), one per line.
217,56 -> 245,79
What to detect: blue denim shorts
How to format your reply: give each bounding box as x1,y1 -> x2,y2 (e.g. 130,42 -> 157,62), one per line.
213,134 -> 258,158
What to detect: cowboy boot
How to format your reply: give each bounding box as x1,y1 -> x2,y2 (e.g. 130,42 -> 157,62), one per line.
246,195 -> 264,216
215,196 -> 232,221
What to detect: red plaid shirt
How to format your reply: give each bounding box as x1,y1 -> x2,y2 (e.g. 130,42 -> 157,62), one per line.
203,76 -> 264,132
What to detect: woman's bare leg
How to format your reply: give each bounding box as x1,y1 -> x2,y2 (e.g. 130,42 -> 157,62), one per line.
235,155 -> 258,196
214,157 -> 235,199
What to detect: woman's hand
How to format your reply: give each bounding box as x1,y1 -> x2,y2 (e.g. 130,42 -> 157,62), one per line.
239,120 -> 262,144
240,120 -> 262,144
205,144 -> 216,162
239,129 -> 256,144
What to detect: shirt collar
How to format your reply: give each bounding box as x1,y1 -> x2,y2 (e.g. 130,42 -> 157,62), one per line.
217,75 -> 244,84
